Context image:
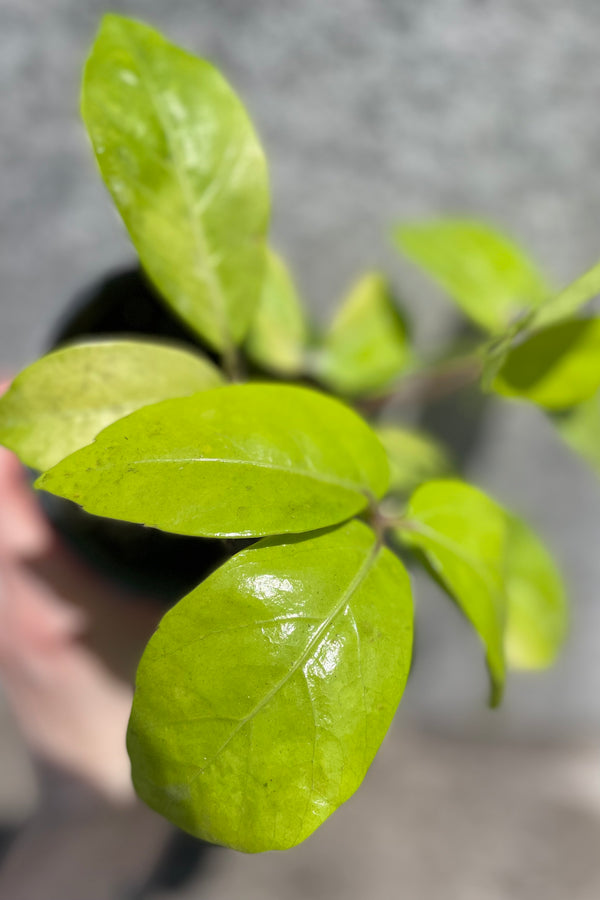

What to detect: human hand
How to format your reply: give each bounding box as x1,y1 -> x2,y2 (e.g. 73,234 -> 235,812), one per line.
0,381 -> 164,801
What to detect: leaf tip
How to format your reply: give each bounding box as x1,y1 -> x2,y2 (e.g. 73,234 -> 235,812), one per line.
488,675 -> 504,709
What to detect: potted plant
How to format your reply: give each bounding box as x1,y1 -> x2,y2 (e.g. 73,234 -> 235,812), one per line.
4,13 -> 600,853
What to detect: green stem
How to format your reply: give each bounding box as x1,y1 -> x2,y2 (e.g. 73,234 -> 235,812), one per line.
221,341 -> 244,383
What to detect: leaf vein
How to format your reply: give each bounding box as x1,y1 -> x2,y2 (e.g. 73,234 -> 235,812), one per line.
185,539 -> 380,784
154,615 -> 322,661
124,455 -> 369,497
116,25 -> 232,348
408,520 -> 501,599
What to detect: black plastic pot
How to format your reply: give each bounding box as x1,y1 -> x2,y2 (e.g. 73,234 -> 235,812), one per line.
37,267 -> 236,606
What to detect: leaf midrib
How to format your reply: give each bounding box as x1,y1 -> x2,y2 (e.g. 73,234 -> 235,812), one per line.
186,537 -> 381,783
112,455 -> 372,499
407,519 -> 503,608
405,519 -> 505,701
114,22 -> 232,349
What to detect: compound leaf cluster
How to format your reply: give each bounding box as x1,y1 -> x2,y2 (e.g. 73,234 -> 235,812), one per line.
0,12 -> 577,853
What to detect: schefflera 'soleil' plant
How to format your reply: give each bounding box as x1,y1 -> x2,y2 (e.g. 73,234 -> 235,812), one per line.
9,13 -> 600,852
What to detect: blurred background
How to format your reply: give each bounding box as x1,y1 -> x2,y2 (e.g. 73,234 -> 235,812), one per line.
1,0 -> 600,897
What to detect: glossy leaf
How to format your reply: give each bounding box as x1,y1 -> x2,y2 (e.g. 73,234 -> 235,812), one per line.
37,384 -> 389,538
245,249 -> 308,376
376,425 -> 451,495
552,393 -> 600,477
504,516 -> 568,670
532,257 -> 600,329
317,273 -> 411,395
127,519 -> 413,852
82,15 -> 270,352
397,480 -> 507,705
0,340 -> 222,471
395,219 -> 550,334
492,318 -> 600,410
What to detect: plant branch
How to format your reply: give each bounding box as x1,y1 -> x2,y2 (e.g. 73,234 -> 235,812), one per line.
358,355 -> 483,416
220,341 -> 245,383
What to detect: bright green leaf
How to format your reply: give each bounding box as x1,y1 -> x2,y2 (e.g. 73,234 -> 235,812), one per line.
316,273 -> 411,395
531,257 -> 600,329
504,515 -> 568,670
397,480 -> 507,705
552,392 -> 600,477
127,519 -> 413,852
82,15 -> 270,352
245,249 -> 308,376
37,384 -> 389,538
0,339 -> 222,471
492,318 -> 600,410
395,219 -> 550,334
376,425 -> 451,495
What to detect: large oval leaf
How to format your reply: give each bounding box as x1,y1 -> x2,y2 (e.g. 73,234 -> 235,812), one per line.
82,15 -> 270,352
492,318 -> 600,410
37,384 -> 389,538
395,219 -> 550,334
127,520 -> 413,852
245,249 -> 308,376
504,515 -> 568,670
0,340 -> 222,471
397,479 -> 507,705
317,273 -> 411,396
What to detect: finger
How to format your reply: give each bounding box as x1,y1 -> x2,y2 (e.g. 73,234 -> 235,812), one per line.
0,446 -> 54,558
